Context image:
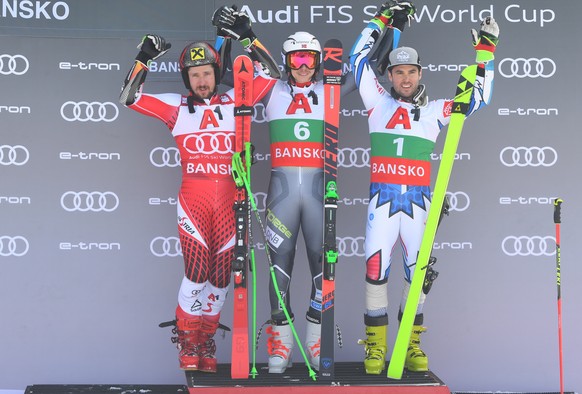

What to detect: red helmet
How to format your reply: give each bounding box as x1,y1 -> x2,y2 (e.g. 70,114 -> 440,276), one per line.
179,41 -> 221,91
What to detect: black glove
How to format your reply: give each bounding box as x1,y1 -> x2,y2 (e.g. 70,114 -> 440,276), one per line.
136,34 -> 171,65
213,7 -> 254,45
212,5 -> 237,36
392,1 -> 416,31
375,1 -> 414,18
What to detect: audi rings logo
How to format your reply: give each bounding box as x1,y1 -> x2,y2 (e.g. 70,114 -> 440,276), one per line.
445,191 -> 470,212
150,147 -> 180,167
0,236 -> 29,257
0,54 -> 29,75
253,192 -> 268,213
60,191 -> 119,212
500,146 -> 558,167
150,237 -> 182,257
0,145 -> 29,166
252,102 -> 267,124
338,148 -> 370,168
499,58 -> 556,79
60,101 -> 119,122
337,236 -> 366,257
502,236 -> 554,257
183,132 -> 234,155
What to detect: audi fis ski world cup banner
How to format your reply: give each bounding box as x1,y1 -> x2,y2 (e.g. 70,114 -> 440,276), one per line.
1,0 -> 581,393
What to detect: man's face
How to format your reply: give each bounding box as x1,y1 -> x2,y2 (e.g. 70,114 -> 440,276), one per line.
388,64 -> 422,99
290,65 -> 316,84
188,64 -> 216,99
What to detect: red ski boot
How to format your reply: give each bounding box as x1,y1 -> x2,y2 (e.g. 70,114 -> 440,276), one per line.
199,316 -> 220,373
175,307 -> 202,371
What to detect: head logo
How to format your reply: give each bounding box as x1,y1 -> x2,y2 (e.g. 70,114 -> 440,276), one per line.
0,54 -> 29,75
498,58 -> 556,78
500,146 -> 557,167
60,101 -> 119,122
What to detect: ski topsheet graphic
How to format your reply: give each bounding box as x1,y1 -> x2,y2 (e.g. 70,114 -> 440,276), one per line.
230,54 -> 254,380
319,38 -> 343,380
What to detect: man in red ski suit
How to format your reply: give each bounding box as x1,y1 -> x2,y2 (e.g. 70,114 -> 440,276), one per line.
119,23 -> 280,372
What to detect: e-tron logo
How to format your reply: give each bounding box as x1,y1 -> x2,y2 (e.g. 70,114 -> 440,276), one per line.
183,132 -> 234,155
445,191 -> 470,212
150,147 -> 180,167
0,236 -> 29,257
150,236 -> 182,257
338,148 -> 370,168
502,236 -> 554,257
0,54 -> 29,75
337,236 -> 365,257
60,101 -> 119,122
0,145 -> 29,165
498,58 -> 556,79
60,191 -> 119,212
500,146 -> 557,167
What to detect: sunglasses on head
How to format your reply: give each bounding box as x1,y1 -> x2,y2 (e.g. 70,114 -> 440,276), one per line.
287,51 -> 319,70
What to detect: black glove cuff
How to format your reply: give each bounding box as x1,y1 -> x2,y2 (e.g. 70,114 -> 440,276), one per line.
135,51 -> 152,65
392,12 -> 408,31
241,28 -> 256,42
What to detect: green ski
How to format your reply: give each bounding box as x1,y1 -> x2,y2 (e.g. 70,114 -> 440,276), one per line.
387,64 -> 479,379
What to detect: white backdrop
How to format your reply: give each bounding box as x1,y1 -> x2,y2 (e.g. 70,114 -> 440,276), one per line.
1,1 -> 580,393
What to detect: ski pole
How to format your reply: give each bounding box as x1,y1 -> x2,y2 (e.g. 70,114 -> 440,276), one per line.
232,150 -> 317,381
244,144 -> 259,379
553,198 -> 564,394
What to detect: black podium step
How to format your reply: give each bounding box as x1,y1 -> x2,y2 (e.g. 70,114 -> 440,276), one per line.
186,361 -> 450,394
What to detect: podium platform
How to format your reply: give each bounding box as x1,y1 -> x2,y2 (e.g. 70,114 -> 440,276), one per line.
24,362 -> 450,394
186,361 -> 450,394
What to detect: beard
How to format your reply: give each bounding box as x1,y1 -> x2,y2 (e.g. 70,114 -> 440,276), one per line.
194,85 -> 214,99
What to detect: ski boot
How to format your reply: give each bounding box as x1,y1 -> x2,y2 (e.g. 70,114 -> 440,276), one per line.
175,307 -> 202,371
358,315 -> 388,375
198,316 -> 220,373
267,322 -> 294,373
305,319 -> 321,371
405,325 -> 429,371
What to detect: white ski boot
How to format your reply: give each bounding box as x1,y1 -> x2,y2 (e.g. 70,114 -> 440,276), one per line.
267,323 -> 294,373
